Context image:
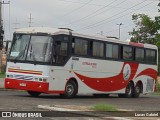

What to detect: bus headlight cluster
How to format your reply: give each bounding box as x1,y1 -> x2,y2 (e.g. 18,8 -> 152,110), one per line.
34,77 -> 47,82
6,73 -> 48,82
6,74 -> 14,78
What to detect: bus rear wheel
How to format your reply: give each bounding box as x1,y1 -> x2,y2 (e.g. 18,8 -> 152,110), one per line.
62,80 -> 78,98
27,91 -> 41,97
118,82 -> 134,98
133,83 -> 142,98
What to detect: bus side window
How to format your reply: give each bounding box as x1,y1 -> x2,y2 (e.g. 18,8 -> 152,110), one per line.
106,43 -> 119,59
73,38 -> 88,56
135,48 -> 144,62
55,41 -> 68,63
145,49 -> 156,64
88,41 -> 93,56
122,46 -> 133,60
92,41 -> 104,57
72,38 -> 75,53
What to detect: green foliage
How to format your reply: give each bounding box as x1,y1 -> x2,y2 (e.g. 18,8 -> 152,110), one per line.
156,34 -> 160,45
0,72 -> 5,78
130,14 -> 160,45
91,104 -> 118,111
157,82 -> 160,93
130,2 -> 160,45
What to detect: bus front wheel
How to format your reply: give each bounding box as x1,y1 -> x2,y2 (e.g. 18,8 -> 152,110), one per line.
27,91 -> 41,97
62,80 -> 78,98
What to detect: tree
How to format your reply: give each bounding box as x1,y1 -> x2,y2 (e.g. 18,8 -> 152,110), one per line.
130,2 -> 160,46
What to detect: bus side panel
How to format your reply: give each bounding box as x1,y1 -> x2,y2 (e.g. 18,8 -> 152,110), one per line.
53,57 -> 157,94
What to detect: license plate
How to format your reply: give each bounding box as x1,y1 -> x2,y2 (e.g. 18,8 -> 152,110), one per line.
19,83 -> 26,87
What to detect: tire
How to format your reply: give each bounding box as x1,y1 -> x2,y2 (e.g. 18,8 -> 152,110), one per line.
125,82 -> 134,98
27,91 -> 41,97
63,80 -> 78,98
133,83 -> 141,98
118,82 -> 134,98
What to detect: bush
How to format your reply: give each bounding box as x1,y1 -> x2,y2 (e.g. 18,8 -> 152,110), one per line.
156,82 -> 160,92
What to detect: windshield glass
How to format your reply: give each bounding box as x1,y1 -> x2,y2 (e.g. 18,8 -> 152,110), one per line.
9,34 -> 53,63
26,36 -> 52,62
9,34 -> 30,60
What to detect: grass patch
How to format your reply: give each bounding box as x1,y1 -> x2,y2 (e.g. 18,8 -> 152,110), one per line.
0,72 -> 5,78
91,104 -> 118,111
156,82 -> 160,93
151,92 -> 160,95
151,82 -> 160,95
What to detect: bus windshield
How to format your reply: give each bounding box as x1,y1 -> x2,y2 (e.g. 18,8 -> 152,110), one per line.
9,34 -> 53,63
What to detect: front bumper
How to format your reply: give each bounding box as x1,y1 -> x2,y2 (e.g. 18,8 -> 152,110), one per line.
5,78 -> 49,93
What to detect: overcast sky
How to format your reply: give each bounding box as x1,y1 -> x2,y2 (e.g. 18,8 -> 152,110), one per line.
2,0 -> 160,41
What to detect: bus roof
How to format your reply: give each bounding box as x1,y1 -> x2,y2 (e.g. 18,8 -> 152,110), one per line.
15,27 -> 157,49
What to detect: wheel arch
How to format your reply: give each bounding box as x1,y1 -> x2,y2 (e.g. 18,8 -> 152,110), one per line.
129,80 -> 134,86
66,77 -> 79,92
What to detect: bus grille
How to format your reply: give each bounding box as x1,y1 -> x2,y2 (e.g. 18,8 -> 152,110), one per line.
146,79 -> 154,92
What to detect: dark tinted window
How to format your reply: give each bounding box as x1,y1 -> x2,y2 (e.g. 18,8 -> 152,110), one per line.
55,41 -> 68,63
123,46 -> 133,60
106,43 -> 119,59
135,48 -> 144,62
74,38 -> 88,55
93,41 -> 104,57
146,49 -> 156,63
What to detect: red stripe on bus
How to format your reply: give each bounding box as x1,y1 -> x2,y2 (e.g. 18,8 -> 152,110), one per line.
8,69 -> 42,75
74,62 -> 139,92
135,68 -> 157,80
129,42 -> 144,47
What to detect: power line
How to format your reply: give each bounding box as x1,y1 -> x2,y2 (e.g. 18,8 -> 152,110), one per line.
105,23 -> 134,34
75,0 -> 154,31
58,0 -> 93,19
64,0 -> 159,27
56,0 -> 108,7
57,0 -> 159,7
92,0 -> 156,36
63,0 -> 121,26
108,6 -> 158,13
75,0 -> 146,31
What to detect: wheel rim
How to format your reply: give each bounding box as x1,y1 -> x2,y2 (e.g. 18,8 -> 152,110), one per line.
126,87 -> 131,95
135,85 -> 140,94
66,83 -> 74,96
126,84 -> 132,95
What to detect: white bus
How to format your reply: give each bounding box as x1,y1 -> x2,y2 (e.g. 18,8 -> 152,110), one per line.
5,27 -> 158,98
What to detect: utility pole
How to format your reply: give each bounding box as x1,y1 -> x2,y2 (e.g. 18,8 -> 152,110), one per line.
28,13 -> 33,27
0,0 -> 10,73
117,23 -> 124,40
0,0 -> 10,49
